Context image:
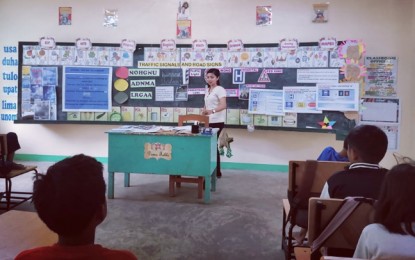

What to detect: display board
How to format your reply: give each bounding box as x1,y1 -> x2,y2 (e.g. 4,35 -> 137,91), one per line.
16,41 -> 356,137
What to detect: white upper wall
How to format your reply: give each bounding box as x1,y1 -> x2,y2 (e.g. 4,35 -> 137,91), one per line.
0,0 -> 413,168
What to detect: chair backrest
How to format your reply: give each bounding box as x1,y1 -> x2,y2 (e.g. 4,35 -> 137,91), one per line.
308,197 -> 375,250
0,134 -> 7,158
178,114 -> 209,127
288,160 -> 350,199
393,152 -> 415,165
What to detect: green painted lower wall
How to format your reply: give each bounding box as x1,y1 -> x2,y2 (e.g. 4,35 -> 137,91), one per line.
15,154 -> 289,173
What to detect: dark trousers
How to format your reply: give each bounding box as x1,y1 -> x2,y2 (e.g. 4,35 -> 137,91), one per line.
209,122 -> 224,177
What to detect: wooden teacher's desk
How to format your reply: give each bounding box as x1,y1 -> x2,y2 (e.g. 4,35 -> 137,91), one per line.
107,128 -> 218,203
0,210 -> 57,259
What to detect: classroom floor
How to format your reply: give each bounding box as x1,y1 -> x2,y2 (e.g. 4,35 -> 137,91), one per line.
1,161 -> 288,260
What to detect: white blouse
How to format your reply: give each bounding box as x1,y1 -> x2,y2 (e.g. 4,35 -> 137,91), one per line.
204,85 -> 226,124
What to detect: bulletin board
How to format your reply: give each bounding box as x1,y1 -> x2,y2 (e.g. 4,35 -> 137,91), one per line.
15,41 -> 356,138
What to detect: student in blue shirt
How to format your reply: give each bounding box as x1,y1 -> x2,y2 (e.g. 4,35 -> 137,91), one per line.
317,136 -> 349,162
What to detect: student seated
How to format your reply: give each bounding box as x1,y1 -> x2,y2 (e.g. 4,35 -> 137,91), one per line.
294,125 -> 388,246
354,163 -> 415,259
3,132 -> 25,170
15,154 -> 137,260
317,136 -> 349,162
320,124 -> 388,199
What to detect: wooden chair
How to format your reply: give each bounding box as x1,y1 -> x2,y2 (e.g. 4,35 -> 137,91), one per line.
0,134 -> 38,211
307,197 -> 375,259
282,160 -> 350,260
169,114 -> 210,199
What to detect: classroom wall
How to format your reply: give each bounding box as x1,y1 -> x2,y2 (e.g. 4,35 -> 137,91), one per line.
1,0 -> 413,169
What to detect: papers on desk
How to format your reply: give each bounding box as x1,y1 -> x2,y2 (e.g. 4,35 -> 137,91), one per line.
173,125 -> 192,134
109,125 -> 192,134
110,125 -> 162,133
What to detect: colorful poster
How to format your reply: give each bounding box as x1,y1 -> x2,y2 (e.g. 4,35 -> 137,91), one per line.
248,89 -> 284,115
283,86 -> 320,113
316,83 -> 359,111
364,56 -> 398,97
256,6 -> 272,26
59,7 -> 72,25
62,66 -> 112,112
177,20 -> 191,39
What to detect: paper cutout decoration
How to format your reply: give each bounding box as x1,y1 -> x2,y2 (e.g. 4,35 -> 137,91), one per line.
177,1 -> 190,20
318,116 -> 336,129
103,9 -> 118,28
340,59 -> 367,82
338,40 -> 366,61
312,3 -> 329,23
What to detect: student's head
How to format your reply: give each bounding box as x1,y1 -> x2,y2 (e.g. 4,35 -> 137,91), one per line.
205,68 -> 220,87
346,125 -> 387,164
33,154 -> 106,237
374,163 -> 415,236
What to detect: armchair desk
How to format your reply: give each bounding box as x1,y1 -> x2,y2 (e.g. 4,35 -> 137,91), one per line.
107,130 -> 217,203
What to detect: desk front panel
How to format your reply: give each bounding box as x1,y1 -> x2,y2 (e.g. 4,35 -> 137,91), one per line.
108,133 -> 217,176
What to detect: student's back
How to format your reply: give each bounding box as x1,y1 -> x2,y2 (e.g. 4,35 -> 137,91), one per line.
15,154 -> 137,260
354,163 -> 415,259
320,125 -> 388,199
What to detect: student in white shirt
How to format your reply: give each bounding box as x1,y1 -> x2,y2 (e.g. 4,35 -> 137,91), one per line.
354,163 -> 415,259
202,68 -> 227,178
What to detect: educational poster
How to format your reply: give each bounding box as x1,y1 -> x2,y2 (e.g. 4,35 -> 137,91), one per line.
240,109 -> 253,125
147,107 -> 161,122
299,47 -> 329,68
176,20 -> 191,39
94,111 -> 108,121
62,66 -> 112,112
134,107 -> 148,122
173,107 -> 187,122
186,107 -> 200,115
160,107 -> 174,123
144,47 -> 181,62
262,47 -> 280,67
253,114 -> 268,126
248,89 -> 284,115
364,56 -> 398,97
283,86 -> 320,113
329,48 -> 345,68
297,68 -> 339,83
316,83 -> 359,111
175,85 -> 188,101
22,66 -> 58,119
155,86 -> 174,101
226,109 -> 240,125
267,115 -> 283,127
59,7 -> 72,25
256,6 -> 272,26
108,107 -> 122,122
121,106 -> 134,121
360,98 -> 400,123
282,112 -> 297,127
67,112 -> 80,121
180,48 -> 226,67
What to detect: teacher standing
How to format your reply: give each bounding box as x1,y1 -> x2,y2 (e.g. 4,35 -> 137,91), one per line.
202,68 -> 227,178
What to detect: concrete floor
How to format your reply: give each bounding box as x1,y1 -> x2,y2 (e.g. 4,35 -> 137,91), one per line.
1,161 -> 288,260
